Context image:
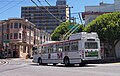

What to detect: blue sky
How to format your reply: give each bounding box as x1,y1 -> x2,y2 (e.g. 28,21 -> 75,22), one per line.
0,0 -> 114,21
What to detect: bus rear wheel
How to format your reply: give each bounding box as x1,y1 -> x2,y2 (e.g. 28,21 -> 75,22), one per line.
38,58 -> 42,65
53,63 -> 57,66
79,63 -> 85,66
64,57 -> 70,67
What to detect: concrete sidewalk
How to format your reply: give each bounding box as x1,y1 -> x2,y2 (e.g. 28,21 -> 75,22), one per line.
88,58 -> 120,64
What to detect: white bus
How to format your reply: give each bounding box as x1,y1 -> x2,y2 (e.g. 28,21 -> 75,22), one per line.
33,32 -> 101,66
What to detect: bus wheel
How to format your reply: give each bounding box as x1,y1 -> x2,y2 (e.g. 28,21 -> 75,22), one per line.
79,60 -> 85,66
38,58 -> 42,65
53,63 -> 57,66
79,63 -> 85,66
64,57 -> 70,67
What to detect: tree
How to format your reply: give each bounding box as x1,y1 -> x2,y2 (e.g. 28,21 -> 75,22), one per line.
51,21 -> 84,41
85,12 -> 120,58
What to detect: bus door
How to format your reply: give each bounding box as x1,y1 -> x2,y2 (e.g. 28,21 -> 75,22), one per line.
41,46 -> 48,60
49,44 -> 61,63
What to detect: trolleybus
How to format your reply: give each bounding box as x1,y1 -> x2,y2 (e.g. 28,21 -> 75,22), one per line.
33,32 -> 101,66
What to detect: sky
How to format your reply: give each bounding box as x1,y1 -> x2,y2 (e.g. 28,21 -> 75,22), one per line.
0,0 -> 114,22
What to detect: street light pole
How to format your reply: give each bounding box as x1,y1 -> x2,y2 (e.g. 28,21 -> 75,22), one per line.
66,5 -> 73,22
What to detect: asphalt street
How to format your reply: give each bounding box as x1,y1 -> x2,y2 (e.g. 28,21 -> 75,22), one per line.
0,59 -> 120,76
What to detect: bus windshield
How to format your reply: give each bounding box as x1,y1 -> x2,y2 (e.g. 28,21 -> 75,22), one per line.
85,42 -> 98,49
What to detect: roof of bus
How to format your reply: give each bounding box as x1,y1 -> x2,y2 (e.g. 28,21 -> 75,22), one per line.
40,39 -> 80,46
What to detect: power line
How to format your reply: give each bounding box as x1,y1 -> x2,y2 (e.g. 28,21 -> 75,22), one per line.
45,0 -> 51,6
0,0 -> 25,15
31,0 -> 39,7
37,0 -> 62,22
0,0 -> 26,2
78,12 -> 84,25
31,0 -> 62,22
0,0 -> 15,10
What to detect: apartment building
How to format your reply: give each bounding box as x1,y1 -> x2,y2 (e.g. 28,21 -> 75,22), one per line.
82,0 -> 120,25
0,18 -> 51,58
21,0 -> 69,34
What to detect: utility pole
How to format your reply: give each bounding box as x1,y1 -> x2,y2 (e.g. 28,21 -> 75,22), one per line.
72,12 -> 84,25
66,5 -> 73,22
78,12 -> 84,26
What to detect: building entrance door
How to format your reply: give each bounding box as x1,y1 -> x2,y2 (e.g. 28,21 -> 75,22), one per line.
13,51 -> 18,58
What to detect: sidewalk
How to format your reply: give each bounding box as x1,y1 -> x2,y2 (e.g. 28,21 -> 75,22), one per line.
6,58 -> 32,61
87,58 -> 120,64
100,58 -> 120,63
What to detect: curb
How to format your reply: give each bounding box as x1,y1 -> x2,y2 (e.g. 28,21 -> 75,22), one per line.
7,58 -> 26,60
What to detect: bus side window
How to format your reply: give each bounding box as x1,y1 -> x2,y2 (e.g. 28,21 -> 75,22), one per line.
71,42 -> 78,51
58,47 -> 63,52
41,46 -> 45,53
53,45 -> 57,53
64,42 -> 70,52
50,45 -> 53,53
48,46 -> 51,53
58,43 -> 63,52
45,46 -> 48,53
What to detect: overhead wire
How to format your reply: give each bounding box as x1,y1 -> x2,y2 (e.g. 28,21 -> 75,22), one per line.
31,0 -> 62,22
31,0 -> 39,7
0,0 -> 15,10
0,0 -> 25,14
38,0 -> 62,22
35,0 -> 79,40
37,0 -> 62,22
0,0 -> 29,3
45,0 -> 51,6
31,0 -> 82,40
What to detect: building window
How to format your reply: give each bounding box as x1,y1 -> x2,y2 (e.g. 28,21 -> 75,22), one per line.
44,36 -> 45,39
10,33 -> 12,39
40,36 -> 42,39
19,33 -> 21,39
7,34 -> 9,39
24,26 -> 26,29
11,23 -> 13,28
14,23 -> 18,28
19,23 -> 21,28
23,46 -> 26,53
11,25 -> 13,28
14,33 -> 18,39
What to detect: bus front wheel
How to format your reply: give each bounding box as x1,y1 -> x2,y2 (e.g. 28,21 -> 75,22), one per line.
64,57 -> 70,67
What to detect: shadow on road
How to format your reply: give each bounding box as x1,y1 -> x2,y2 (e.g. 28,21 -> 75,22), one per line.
29,63 -> 97,68
29,63 -> 40,66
